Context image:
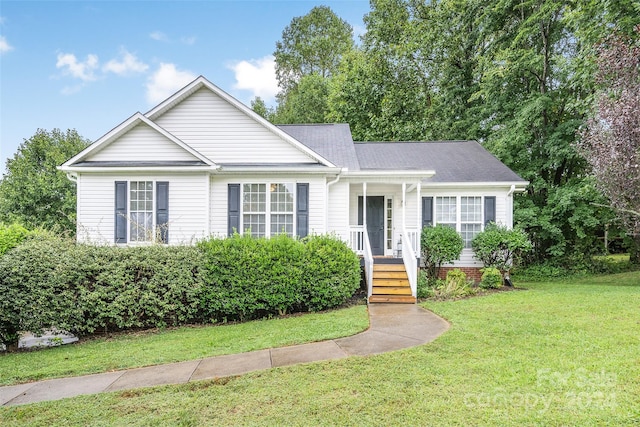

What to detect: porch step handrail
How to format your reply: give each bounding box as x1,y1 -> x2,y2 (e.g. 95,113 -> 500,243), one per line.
363,227 -> 374,299
401,227 -> 418,297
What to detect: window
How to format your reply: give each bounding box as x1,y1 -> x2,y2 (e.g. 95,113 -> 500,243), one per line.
115,181 -> 169,244
270,183 -> 294,236
130,181 -> 154,242
433,196 -> 493,249
242,183 -> 294,238
460,196 -> 482,248
436,196 -> 457,229
243,183 -> 266,237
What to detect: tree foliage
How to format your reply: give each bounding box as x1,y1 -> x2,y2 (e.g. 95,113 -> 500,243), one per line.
0,129 -> 90,233
272,6 -> 354,124
579,28 -> 640,263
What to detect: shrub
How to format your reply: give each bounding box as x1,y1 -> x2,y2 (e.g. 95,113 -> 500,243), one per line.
480,267 -> 503,289
471,223 -> 532,275
421,225 -> 464,280
198,233 -> 360,321
431,269 -> 475,300
0,234 -> 204,349
416,269 -> 432,299
0,233 -> 86,350
0,223 -> 31,256
301,234 -> 361,311
79,245 -> 204,333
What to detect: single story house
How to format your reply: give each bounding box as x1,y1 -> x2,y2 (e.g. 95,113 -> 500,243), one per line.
59,76 -> 527,303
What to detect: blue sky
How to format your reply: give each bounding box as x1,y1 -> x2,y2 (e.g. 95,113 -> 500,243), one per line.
0,0 -> 370,173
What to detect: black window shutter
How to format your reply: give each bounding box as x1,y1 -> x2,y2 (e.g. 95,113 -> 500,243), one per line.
114,181 -> 127,243
484,196 -> 496,225
228,184 -> 240,236
296,183 -> 309,238
357,196 -> 363,226
422,197 -> 433,228
156,182 -> 169,243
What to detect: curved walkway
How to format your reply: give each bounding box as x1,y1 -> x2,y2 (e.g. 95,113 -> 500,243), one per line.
0,304 -> 449,407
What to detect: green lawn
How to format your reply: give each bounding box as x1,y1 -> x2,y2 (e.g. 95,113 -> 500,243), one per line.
0,305 -> 369,386
2,272 -> 639,426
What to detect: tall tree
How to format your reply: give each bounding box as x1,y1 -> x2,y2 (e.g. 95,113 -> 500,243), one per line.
272,6 -> 354,124
0,129 -> 90,233
579,29 -> 640,263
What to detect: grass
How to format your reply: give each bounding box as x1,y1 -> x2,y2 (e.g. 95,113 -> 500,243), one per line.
2,272 -> 639,425
0,305 -> 369,386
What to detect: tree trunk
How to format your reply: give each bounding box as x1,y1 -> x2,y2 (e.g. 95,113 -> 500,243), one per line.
630,234 -> 640,265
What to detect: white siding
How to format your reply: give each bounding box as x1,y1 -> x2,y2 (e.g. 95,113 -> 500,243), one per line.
209,174 -> 327,237
155,88 -> 315,164
87,124 -> 199,162
327,180 -> 349,242
77,172 -> 209,245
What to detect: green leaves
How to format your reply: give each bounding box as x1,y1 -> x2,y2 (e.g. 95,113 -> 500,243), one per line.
420,225 -> 464,279
471,223 -> 533,273
0,129 -> 90,233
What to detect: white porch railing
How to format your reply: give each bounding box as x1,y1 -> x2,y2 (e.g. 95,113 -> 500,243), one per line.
405,227 -> 420,255
349,226 -> 365,255
401,227 -> 418,297
362,228 -> 374,299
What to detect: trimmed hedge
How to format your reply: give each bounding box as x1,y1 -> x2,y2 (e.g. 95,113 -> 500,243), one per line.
198,233 -> 360,322
0,223 -> 31,256
0,232 -> 360,349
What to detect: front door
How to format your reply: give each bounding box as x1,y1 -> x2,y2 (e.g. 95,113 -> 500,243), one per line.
366,196 -> 385,255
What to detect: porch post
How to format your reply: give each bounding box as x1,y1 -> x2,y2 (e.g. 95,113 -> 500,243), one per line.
402,182 -> 406,229
416,181 -> 421,255
363,182 -> 367,226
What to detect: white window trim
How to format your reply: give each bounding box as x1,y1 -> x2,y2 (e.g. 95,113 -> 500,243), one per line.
434,196 -> 489,249
127,180 -> 156,245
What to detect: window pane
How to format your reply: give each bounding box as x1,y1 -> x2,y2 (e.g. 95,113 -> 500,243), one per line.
130,181 -> 153,242
461,196 -> 482,222
436,196 -> 456,225
243,213 -> 266,237
270,183 -> 294,213
461,223 -> 481,248
271,214 -> 293,236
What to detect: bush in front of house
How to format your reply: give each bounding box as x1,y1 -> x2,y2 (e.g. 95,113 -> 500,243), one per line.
431,268 -> 476,300
480,267 -> 503,289
301,234 -> 361,311
421,225 -> 464,282
198,233 -> 360,322
0,232 -> 87,350
0,234 -> 204,349
79,244 -> 204,333
471,223 -> 532,278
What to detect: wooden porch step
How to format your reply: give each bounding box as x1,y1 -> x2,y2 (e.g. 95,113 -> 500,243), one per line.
369,295 -> 417,304
373,264 -> 405,272
373,271 -> 408,279
372,278 -> 410,287
372,286 -> 412,295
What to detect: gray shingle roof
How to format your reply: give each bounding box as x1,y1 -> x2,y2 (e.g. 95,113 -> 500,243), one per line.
277,124 -> 525,183
277,124 -> 361,170
354,141 -> 526,183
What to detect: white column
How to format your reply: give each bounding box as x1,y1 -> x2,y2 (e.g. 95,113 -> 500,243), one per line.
402,182 -> 406,229
363,182 -> 367,226
416,181 -> 421,254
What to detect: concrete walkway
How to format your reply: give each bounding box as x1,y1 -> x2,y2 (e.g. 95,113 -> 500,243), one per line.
0,304 -> 449,407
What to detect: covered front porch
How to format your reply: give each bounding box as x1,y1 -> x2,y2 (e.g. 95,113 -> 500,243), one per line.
341,174 -> 433,303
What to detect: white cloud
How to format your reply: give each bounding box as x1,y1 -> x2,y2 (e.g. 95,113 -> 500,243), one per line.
150,31 -> 168,42
180,36 -> 197,45
0,35 -> 13,54
146,63 -> 196,104
56,52 -> 99,81
103,49 -> 148,75
229,56 -> 279,101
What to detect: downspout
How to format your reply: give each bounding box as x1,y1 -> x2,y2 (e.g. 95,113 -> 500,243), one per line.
325,169 -> 343,234
507,184 -> 516,228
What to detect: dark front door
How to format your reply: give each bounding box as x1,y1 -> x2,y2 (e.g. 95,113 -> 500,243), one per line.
366,196 -> 385,256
